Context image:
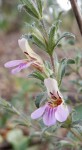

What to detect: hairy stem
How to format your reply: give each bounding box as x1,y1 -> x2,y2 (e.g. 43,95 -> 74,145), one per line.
40,19 -> 48,41
50,55 -> 55,74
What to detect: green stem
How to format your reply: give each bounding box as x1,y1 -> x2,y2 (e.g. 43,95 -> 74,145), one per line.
50,55 -> 55,75
40,19 -> 48,41
70,128 -> 82,142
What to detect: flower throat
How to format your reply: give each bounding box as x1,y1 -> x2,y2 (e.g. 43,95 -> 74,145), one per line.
48,91 -> 62,108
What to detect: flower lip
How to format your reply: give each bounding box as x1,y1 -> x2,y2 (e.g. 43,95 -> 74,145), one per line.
4,59 -> 35,74
4,37 -> 45,73
31,102 -> 69,126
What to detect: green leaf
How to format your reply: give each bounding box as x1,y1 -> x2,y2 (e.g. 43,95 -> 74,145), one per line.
25,23 -> 47,50
29,33 -> 47,50
57,11 -> 64,20
44,61 -> 53,77
56,58 -> 75,85
24,5 -> 39,19
35,92 -> 47,108
36,0 -> 42,17
28,71 -> 45,82
48,21 -> 61,54
21,0 -> 40,19
67,59 -> 75,64
55,32 -> 75,47
75,54 -> 81,65
75,54 -> 81,70
0,98 -> 20,115
57,58 -> 67,86
0,98 -> 31,127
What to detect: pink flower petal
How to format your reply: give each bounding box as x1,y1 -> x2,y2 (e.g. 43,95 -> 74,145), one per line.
31,105 -> 46,119
4,60 -> 26,68
55,104 -> 69,122
11,61 -> 33,74
43,107 -> 56,126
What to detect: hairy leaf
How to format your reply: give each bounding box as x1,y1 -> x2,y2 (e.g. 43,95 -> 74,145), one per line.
36,0 -> 42,17
28,71 -> 45,82
30,33 -> 47,50
35,92 -> 47,108
55,32 -> 75,47
48,21 -> 61,54
57,58 -> 67,86
21,0 -> 40,19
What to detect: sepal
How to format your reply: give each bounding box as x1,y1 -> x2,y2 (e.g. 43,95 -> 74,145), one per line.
35,92 -> 47,108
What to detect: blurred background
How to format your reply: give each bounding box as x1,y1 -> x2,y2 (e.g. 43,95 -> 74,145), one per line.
0,0 -> 82,149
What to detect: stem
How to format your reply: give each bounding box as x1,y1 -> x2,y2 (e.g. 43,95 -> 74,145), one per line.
70,128 -> 82,142
40,19 -> 48,40
50,55 -> 55,74
69,0 -> 82,35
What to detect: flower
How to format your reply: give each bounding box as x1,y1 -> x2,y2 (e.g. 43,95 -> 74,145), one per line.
31,78 -> 70,126
4,38 -> 45,74
44,78 -> 63,100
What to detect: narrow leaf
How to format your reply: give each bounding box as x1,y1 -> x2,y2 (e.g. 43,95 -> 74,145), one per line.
57,58 -> 67,86
28,71 -> 45,82
35,92 -> 47,108
48,21 -> 61,53
30,33 -> 47,50
55,32 -> 75,47
21,0 -> 40,19
67,59 -> 75,64
36,0 -> 42,17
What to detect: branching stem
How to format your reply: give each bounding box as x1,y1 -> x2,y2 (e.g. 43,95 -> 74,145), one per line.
40,19 -> 48,41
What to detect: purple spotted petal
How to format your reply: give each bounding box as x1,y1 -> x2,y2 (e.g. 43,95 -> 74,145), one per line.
43,107 -> 56,126
31,105 -> 46,119
11,61 -> 33,74
4,60 -> 26,68
55,104 -> 69,122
